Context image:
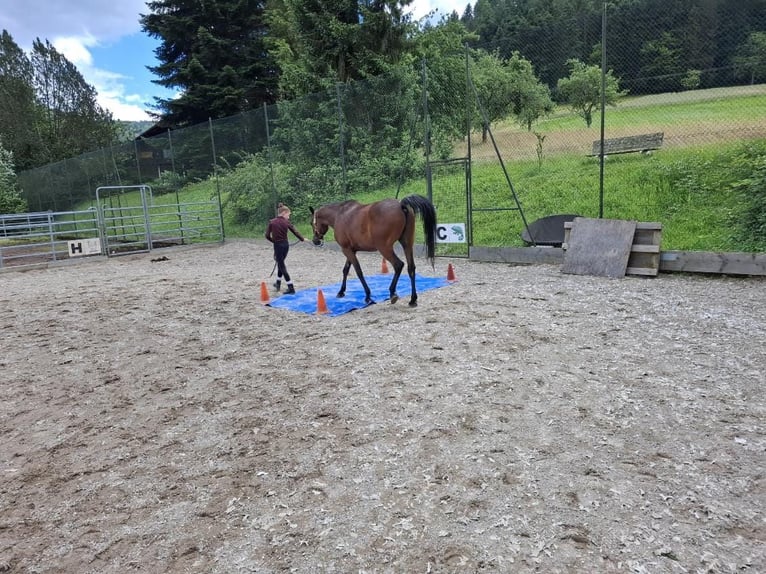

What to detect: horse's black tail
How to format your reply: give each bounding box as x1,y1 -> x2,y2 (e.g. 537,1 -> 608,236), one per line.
400,194 -> 436,268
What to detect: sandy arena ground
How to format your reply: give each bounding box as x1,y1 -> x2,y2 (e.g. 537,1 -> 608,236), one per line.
1,240 -> 764,573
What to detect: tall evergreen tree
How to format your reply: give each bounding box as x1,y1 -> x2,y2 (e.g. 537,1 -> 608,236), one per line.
265,0 -> 415,97
141,0 -> 279,127
715,0 -> 766,85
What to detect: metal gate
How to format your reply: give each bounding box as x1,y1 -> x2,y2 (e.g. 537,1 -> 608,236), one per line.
96,185 -> 224,256
426,158 -> 470,258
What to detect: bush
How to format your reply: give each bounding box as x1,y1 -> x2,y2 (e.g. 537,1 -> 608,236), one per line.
731,142 -> 766,251
0,141 -> 27,214
146,170 -> 186,196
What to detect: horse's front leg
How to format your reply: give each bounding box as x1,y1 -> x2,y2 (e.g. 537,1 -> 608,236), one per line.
337,260 -> 352,298
350,258 -> 374,305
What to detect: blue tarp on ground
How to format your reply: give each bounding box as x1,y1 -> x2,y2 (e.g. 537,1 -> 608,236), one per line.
267,273 -> 451,316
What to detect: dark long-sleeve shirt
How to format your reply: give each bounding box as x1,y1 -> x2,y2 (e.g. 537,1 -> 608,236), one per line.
265,217 -> 305,243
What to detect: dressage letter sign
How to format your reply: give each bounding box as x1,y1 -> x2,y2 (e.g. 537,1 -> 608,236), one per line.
68,238 -> 102,257
436,223 -> 466,243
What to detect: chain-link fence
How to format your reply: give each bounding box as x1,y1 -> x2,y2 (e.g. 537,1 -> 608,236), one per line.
16,6 -> 766,251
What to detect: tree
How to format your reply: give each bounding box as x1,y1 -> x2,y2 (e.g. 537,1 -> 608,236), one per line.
0,31 -> 41,171
1,31 -> 117,171
471,50 -> 553,141
682,3 -> 717,87
556,58 -> 625,127
460,3 -> 474,26
0,138 -> 27,214
265,0 -> 416,98
141,0 -> 279,127
265,0 -> 315,99
504,51 -> 554,131
640,31 -> 683,93
680,69 -> 701,90
412,18 -> 477,148
471,50 -> 515,142
30,39 -> 118,164
714,0 -> 766,87
466,0 -> 498,38
466,0 -> 602,87
733,31 -> 766,85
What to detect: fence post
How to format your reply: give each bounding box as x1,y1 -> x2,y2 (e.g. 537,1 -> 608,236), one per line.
264,102 -> 278,212
209,118 -> 225,239
134,139 -> 143,184
167,129 -> 177,174
335,83 -> 348,199
598,2 -> 608,219
47,211 -> 57,261
110,144 -> 123,188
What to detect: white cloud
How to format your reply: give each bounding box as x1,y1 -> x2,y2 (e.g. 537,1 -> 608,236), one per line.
0,0 -> 147,49
89,66 -> 157,122
52,34 -> 155,121
0,0 -> 155,121
408,0 -> 467,21
101,98 -> 155,122
50,35 -> 96,67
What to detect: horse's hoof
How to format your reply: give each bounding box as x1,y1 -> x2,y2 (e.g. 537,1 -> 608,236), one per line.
408,299 -> 418,307
390,294 -> 399,304
365,298 -> 375,305
337,292 -> 345,298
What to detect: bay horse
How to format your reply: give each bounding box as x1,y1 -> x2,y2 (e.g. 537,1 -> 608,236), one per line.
309,195 -> 436,307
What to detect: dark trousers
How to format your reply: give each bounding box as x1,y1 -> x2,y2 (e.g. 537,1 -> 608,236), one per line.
274,241 -> 291,282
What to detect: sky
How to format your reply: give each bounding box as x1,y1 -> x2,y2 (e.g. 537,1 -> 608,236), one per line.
0,0 -> 466,122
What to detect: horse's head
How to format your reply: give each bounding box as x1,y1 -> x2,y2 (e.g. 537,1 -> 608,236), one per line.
309,206 -> 328,246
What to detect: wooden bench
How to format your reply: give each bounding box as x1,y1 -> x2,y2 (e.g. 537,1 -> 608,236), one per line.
589,132 -> 664,156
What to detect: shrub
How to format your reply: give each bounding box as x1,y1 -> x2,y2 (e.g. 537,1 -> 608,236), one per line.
731,142 -> 766,250
0,141 -> 27,214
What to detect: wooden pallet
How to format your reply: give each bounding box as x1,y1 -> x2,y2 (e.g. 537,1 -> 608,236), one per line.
627,222 -> 663,275
564,219 -> 662,277
562,218 -> 636,278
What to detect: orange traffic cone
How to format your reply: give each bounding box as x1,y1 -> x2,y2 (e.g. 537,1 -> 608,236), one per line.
381,258 -> 389,274
446,263 -> 456,282
260,281 -> 270,304
316,289 -> 330,315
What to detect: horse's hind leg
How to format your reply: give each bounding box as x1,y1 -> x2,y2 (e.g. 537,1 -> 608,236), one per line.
380,247 -> 404,304
337,260 -> 352,298
402,242 -> 417,307
399,208 -> 418,307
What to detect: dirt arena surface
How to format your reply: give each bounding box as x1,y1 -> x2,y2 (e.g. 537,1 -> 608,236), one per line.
1,240 -> 764,573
